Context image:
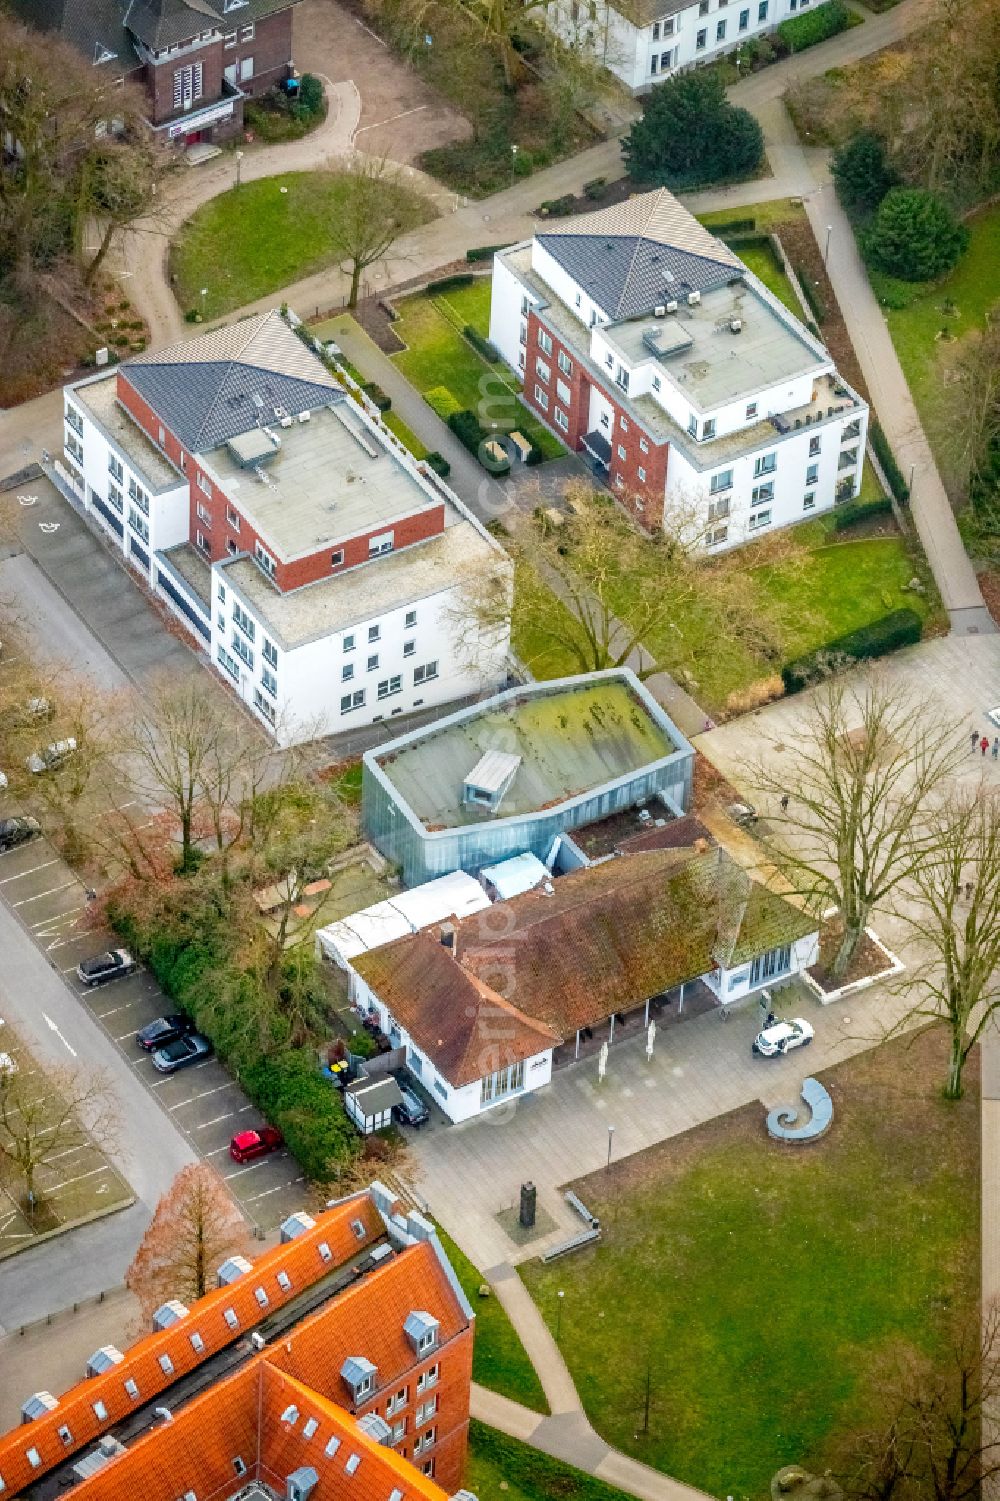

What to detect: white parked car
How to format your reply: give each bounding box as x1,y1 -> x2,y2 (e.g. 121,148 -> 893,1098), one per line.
26,737 -> 77,774
752,1017 -> 815,1058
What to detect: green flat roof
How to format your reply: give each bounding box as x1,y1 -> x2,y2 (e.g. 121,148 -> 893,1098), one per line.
377,678 -> 675,830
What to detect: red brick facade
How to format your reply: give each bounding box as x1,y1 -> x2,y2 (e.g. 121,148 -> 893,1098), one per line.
523,310 -> 670,530
354,1322 -> 473,1490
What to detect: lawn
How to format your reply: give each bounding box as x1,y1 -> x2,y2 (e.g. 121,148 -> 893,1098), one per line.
520,1028 -> 980,1499
467,1422 -> 632,1501
733,240 -> 801,317
875,202 -> 1000,497
390,286 -> 565,461
169,172 -> 435,321
435,1229 -> 548,1413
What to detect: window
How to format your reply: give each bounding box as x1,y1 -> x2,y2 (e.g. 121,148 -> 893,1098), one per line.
750,944 -> 791,985
652,19 -> 660,35
660,46 -> 673,65
746,401 -> 758,419
558,350 -> 573,376
226,539 -> 238,557
277,1270 -> 291,1292
346,1455 -> 362,1476
342,664 -> 355,682
556,379 -> 571,405
650,51 -> 659,71
197,530 -> 210,552
417,1365 -> 439,1393
554,407 -> 569,432
124,1379 -> 140,1400
217,646 -> 239,681
414,1430 -> 437,1456
172,61 -> 203,110
617,444 -> 626,461
369,531 -> 394,557
303,1419 -> 318,1440
537,328 -> 552,355
707,524 -> 729,547
190,1333 -> 205,1353
325,1437 -> 341,1458
748,508 -> 772,530
615,364 -> 629,393
535,357 -> 550,383
368,624 -> 380,642
413,661 -> 438,685
240,20 -> 254,37
754,452 -> 776,476
391,1420 -> 406,1444
620,416 -> 629,433
699,0 -> 709,11
263,637 -> 277,668
367,654 -> 379,672
343,633 -> 355,652
341,690 -> 366,714
196,501 -> 211,525
232,633 -> 253,671
533,385 -> 549,411
218,583 -> 226,603
387,1389 -> 408,1418
239,55 -> 253,81
702,418 -> 716,440
481,1059 -> 524,1104
66,405 -> 84,437
197,472 -> 211,498
809,434 -> 821,457
26,1451 -> 41,1471
663,14 -> 674,30
404,639 -> 416,656
651,376 -> 662,395
233,1460 -> 247,1478
687,413 -> 698,437
739,6 -> 749,25
129,508 -> 149,544
710,469 -> 733,493
639,437 -> 649,454
331,549 -> 344,567
422,1461 -> 436,1479
604,353 -> 613,370
377,676 -> 402,700
416,1397 -> 438,1426
65,433 -> 84,465
224,1308 -> 239,1329
758,0 -> 767,15
254,542 -> 276,576
226,506 -> 241,531
58,1426 -> 73,1447
752,482 -> 774,503
318,1242 -> 332,1263
716,18 -> 726,37
708,496 -> 730,521
261,667 -> 277,698
224,28 -> 236,45
696,25 -> 707,45
637,466 -> 646,483
405,609 -> 417,627
803,492 -> 816,511
806,463 -> 819,485
108,454 -> 124,484
93,1401 -> 108,1421
233,601 -> 255,641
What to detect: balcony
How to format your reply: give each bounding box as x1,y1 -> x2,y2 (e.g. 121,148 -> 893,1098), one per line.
838,448 -> 859,471
842,420 -> 861,441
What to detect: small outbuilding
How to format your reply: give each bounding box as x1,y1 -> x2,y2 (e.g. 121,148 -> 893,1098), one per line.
344,1076 -> 403,1135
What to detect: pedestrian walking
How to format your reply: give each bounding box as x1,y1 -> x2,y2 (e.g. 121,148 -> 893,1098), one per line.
780,794 -> 789,813
966,881 -> 974,901
972,729 -> 980,753
982,736 -> 990,757
993,737 -> 999,761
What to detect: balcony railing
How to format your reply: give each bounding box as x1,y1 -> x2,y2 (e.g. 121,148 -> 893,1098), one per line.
838,448 -> 859,471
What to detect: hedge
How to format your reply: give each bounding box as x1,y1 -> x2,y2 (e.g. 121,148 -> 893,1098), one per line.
539,195 -> 575,217
832,495 -> 893,530
464,325 -> 501,363
583,177 -> 607,200
243,1050 -> 356,1181
425,451 -> 451,477
425,385 -> 463,421
466,243 -> 511,262
795,265 -> 827,323
710,217 -> 756,235
426,272 -> 474,294
448,408 -> 511,474
777,0 -> 853,52
362,381 -> 391,412
782,607 -> 923,693
870,419 -> 910,502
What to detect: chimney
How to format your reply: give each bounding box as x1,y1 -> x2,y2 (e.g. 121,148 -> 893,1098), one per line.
440,922 -> 456,952
693,837 -> 709,854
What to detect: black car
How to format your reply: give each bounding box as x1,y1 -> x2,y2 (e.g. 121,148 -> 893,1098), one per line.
395,1079 -> 430,1127
76,948 -> 136,987
0,816 -> 40,852
151,1032 -> 212,1074
136,1014 -> 195,1052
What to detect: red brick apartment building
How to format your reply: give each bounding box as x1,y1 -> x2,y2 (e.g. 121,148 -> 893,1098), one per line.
0,1189 -> 476,1501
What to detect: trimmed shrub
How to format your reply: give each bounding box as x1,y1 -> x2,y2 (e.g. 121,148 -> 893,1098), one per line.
709,217 -> 756,235
795,266 -> 827,323
464,325 -> 501,362
539,194 -> 575,217
864,187 -> 969,282
466,243 -> 511,262
777,0 -> 853,52
362,381 -> 391,411
448,409 -> 511,475
832,131 -> 898,219
425,450 -> 451,477
583,177 -> 607,200
525,444 -> 543,466
832,495 -> 894,530
425,385 -> 462,421
782,608 -> 923,693
870,419 -> 910,503
294,73 -> 324,118
426,272 -> 474,294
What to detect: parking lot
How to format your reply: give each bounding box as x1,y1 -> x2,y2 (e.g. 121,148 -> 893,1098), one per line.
0,833 -> 308,1234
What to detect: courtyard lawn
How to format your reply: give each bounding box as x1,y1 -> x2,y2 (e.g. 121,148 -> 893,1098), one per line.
876,202 -> 1000,496
467,1423 -> 632,1501
520,1029 -> 979,1499
390,289 -> 565,461
169,172 -> 435,321
435,1231 -> 548,1413
735,240 -> 801,318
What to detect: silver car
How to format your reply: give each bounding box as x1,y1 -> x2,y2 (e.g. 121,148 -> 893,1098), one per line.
26,737 -> 77,774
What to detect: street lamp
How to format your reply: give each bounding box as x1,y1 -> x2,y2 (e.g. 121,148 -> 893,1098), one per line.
235,148 -> 244,188
824,224 -> 833,265
606,1124 -> 615,1170
556,1290 -> 565,1341
200,287 -> 208,318
510,143 -> 519,186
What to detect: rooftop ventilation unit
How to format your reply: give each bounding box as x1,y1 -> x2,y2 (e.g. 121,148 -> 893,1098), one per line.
280,1211 -> 316,1243
665,299 -> 678,314
279,416 -> 294,429
687,290 -> 701,307
72,1436 -> 127,1483
298,410 -> 311,423
217,1255 -> 253,1287
250,1332 -> 266,1351
152,1300 -> 189,1331
86,1347 -> 124,1378
21,1393 -> 58,1423
730,318 -> 743,333
287,1468 -> 318,1501
653,305 -> 666,318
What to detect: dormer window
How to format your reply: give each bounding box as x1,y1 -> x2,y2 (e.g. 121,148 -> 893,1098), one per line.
403,1311 -> 440,1357
341,1356 -> 377,1402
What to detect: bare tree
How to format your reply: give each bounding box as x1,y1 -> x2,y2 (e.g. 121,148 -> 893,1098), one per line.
0,1059 -> 120,1213
752,676 -> 963,979
331,157 -> 430,309
125,1163 -> 249,1319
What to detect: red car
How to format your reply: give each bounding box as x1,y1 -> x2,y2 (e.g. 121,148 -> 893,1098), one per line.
229,1126 -> 283,1163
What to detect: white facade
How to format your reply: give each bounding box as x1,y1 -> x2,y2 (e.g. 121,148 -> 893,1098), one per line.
702,930 -> 820,1005
546,0 -> 809,94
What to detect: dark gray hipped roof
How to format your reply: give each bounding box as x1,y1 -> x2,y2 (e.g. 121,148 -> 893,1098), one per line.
538,187 -> 742,322
122,310 -> 339,453
125,0 -> 300,50
12,0 -> 300,62
8,0 -> 140,68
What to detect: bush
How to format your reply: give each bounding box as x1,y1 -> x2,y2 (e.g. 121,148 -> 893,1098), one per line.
539,194 -> 575,216
870,419 -> 910,503
777,0 -> 853,52
832,131 -> 898,219
362,381 -> 391,412
425,450 -> 451,477
426,272 -> 474,294
243,1050 -> 357,1181
782,608 -> 923,693
466,243 -> 511,262
708,217 -> 756,235
583,177 -> 607,200
525,444 -> 543,466
448,409 -> 510,474
425,385 -> 462,421
864,188 -> 969,282
795,266 -> 827,323
464,325 -> 501,362
294,73 -> 324,118
347,1029 -> 377,1060
832,496 -> 894,530
623,70 -> 764,189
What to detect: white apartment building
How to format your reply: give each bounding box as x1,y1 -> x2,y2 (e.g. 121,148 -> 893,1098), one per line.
59,312 -> 512,745
489,188 -> 868,550
547,0 -> 817,93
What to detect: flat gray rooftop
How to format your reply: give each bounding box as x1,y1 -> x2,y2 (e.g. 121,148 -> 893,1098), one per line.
72,373 -> 183,492
378,677 -> 675,829
200,401 -> 438,563
221,514 -> 501,650
160,540 -> 212,607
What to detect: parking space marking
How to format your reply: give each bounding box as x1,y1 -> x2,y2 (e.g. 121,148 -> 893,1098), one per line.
0,859 -> 60,885
95,1000 -> 147,1019
12,881 -> 80,907
224,1160 -> 271,1180
196,1111 -> 241,1130
242,1176 -> 305,1204
169,1082 -> 235,1111
48,1165 -> 113,1194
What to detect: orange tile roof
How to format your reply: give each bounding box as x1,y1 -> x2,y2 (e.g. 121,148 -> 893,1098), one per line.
12,1246 -> 463,1501
0,1198 -> 383,1497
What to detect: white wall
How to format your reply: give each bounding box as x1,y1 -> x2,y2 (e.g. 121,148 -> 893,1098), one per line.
704,930 -> 820,1004
490,252 -> 533,372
